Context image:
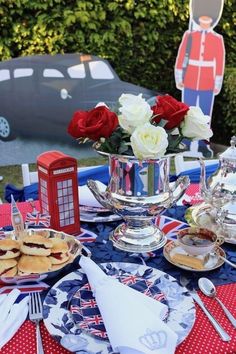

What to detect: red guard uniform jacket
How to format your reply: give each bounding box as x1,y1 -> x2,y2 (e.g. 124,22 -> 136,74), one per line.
175,30 -> 225,92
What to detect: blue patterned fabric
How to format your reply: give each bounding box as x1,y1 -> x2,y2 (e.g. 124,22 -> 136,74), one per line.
82,212 -> 236,290
2,206 -> 236,290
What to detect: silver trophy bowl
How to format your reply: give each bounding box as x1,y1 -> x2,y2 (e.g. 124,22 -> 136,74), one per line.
88,153 -> 190,252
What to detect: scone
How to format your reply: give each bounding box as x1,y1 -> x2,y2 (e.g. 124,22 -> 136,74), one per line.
49,238 -> 70,265
0,239 -> 20,259
21,235 -> 52,256
34,230 -> 50,238
18,255 -> 51,274
0,258 -> 18,276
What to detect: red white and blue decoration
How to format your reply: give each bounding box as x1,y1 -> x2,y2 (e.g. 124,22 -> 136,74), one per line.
25,211 -> 51,228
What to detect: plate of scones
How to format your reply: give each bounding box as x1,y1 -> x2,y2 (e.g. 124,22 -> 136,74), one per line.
0,228 -> 89,283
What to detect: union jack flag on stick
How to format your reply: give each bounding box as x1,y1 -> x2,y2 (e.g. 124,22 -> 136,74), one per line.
25,212 -> 51,228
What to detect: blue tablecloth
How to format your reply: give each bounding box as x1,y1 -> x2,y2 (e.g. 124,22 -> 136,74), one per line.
2,205 -> 236,291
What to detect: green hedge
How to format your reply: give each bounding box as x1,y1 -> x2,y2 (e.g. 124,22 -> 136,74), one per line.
0,0 -> 235,143
212,68 -> 236,141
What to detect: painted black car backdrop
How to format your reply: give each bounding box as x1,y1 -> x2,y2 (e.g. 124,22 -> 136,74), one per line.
0,53 -> 157,142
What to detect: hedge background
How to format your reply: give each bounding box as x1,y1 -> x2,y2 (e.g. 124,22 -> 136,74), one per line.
0,0 -> 235,144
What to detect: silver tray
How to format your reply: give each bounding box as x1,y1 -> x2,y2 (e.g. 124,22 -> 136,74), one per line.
0,228 -> 90,284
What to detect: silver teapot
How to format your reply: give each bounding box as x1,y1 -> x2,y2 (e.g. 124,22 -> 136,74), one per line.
216,199 -> 236,241
200,136 -> 236,207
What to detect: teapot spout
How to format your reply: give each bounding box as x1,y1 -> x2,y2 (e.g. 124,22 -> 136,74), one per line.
87,179 -> 111,210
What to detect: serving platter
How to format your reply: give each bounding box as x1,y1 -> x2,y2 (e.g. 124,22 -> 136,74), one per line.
43,262 -> 196,353
0,228 -> 92,284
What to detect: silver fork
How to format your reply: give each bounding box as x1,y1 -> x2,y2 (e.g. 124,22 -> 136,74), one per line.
29,292 -> 45,354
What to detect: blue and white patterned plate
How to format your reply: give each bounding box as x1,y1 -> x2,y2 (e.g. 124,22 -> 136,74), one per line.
69,271 -> 168,340
43,262 -> 195,353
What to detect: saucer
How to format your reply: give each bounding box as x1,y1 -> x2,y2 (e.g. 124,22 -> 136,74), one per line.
163,240 -> 225,272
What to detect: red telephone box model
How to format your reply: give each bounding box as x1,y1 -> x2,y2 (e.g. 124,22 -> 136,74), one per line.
37,151 -> 80,235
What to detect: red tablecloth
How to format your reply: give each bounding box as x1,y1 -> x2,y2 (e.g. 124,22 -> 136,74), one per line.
1,187 -> 235,354
0,283 -> 235,354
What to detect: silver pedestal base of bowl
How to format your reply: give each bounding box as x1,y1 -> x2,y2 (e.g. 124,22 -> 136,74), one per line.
110,222 -> 167,253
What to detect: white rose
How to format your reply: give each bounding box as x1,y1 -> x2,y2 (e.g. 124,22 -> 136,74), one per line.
118,93 -> 153,134
180,106 -> 213,140
130,123 -> 168,159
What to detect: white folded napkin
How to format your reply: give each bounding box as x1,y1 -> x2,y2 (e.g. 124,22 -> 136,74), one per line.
79,181 -> 107,208
0,289 -> 29,349
79,256 -> 178,354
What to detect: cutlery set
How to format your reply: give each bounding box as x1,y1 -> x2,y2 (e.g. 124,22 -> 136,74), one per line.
29,292 -> 44,354
180,275 -> 236,342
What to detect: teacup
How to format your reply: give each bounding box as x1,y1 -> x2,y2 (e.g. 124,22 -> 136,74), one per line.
177,227 -> 218,256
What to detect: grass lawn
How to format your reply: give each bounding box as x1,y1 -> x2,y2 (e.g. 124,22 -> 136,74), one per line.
0,156 -> 107,202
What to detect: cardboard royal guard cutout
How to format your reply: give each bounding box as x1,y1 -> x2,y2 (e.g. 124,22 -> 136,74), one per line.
175,0 -> 225,157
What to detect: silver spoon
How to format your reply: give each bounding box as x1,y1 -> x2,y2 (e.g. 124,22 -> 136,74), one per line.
209,252 -> 236,269
198,277 -> 236,328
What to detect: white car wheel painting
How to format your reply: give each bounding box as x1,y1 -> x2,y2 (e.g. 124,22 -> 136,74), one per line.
0,116 -> 14,141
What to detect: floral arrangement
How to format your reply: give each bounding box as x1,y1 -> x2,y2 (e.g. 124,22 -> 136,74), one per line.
67,93 -> 213,160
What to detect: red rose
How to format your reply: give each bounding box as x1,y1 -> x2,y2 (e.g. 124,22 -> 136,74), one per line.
151,95 -> 189,130
67,106 -> 119,141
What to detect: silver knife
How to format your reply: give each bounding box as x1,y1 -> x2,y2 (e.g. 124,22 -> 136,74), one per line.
190,290 -> 231,342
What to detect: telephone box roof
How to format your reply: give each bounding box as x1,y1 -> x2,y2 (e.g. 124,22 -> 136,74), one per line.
37,150 -> 77,169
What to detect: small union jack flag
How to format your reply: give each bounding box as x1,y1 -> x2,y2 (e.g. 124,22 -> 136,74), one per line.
70,305 -> 82,315
25,212 -> 51,228
153,293 -> 166,302
79,321 -> 89,330
121,275 -> 138,285
84,314 -> 103,326
81,298 -> 97,308
90,329 -> 107,339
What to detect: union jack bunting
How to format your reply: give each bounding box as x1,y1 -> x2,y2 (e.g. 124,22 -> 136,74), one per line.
25,212 -> 51,228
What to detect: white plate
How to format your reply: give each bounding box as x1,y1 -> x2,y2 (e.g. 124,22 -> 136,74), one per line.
80,211 -> 122,223
43,262 -> 195,353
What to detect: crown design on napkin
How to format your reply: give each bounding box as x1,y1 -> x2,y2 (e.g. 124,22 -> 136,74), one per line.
139,328 -> 167,350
